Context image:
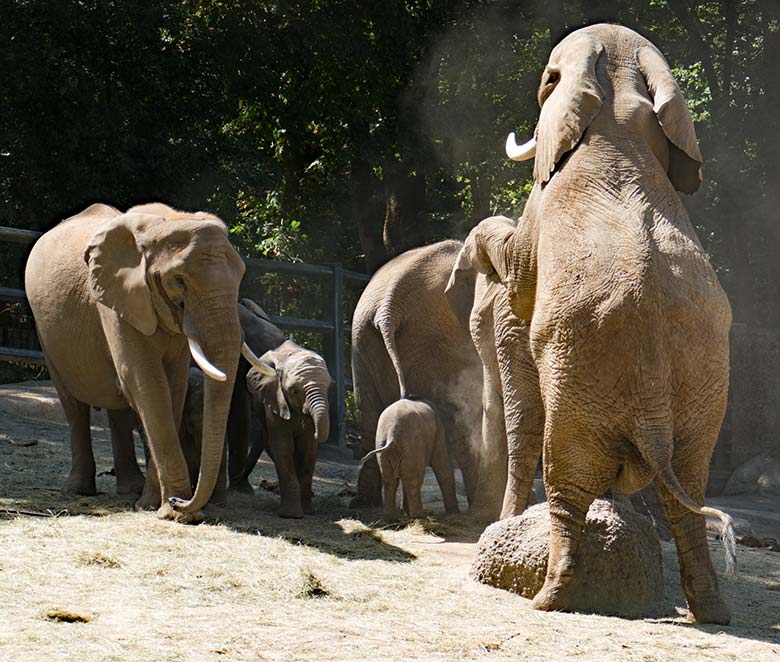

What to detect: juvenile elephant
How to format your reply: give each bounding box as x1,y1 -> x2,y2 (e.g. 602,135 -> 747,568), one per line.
351,241 -> 483,508
179,299 -> 286,499
473,24 -> 735,623
24,203 -> 273,522
363,397 -> 459,519
246,340 -> 332,518
447,217 -> 544,521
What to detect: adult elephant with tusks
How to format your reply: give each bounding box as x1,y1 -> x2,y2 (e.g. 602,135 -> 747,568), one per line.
469,24 -> 736,623
24,202 -> 275,523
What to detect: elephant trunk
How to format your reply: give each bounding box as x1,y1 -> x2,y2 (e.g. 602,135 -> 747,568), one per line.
171,298 -> 242,514
303,383 -> 330,444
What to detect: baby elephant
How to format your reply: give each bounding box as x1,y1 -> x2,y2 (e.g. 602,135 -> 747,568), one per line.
246,340 -> 332,518
364,398 -> 460,519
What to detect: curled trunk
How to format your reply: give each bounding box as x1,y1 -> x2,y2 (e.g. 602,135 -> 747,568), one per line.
303,383 -> 330,443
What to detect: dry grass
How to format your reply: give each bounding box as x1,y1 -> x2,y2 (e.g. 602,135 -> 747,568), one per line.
0,411 -> 778,661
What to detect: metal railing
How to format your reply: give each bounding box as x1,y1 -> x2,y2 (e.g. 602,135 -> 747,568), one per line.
0,226 -> 369,448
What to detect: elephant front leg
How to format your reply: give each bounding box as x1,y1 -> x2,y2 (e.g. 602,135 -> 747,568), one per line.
294,434 -> 318,515
655,478 -> 731,624
270,434 -> 304,518
107,408 -> 145,496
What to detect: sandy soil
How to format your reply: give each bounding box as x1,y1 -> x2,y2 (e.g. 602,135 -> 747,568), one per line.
0,411 -> 778,661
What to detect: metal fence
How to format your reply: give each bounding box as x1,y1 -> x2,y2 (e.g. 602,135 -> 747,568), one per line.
0,225 -> 370,449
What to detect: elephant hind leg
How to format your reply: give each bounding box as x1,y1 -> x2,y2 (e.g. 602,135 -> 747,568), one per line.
107,408 -> 145,496
532,424 -> 616,614
52,379 -> 96,496
654,453 -> 730,624
431,429 -> 460,514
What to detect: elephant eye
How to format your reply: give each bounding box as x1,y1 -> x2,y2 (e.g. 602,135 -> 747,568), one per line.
174,276 -> 186,289
545,70 -> 560,86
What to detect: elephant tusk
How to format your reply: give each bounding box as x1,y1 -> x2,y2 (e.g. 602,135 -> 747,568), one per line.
187,336 -> 227,382
241,342 -> 276,377
505,132 -> 537,161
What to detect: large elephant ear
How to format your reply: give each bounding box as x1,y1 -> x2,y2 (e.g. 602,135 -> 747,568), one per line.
83,213 -> 158,336
637,45 -> 703,194
444,248 -> 475,331
247,362 -> 291,421
534,32 -> 605,184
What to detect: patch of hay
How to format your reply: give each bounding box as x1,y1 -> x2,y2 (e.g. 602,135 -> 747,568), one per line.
295,568 -> 331,599
44,609 -> 92,623
77,551 -> 121,568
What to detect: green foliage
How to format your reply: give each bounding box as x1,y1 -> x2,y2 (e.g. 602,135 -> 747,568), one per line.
2,0 -> 780,328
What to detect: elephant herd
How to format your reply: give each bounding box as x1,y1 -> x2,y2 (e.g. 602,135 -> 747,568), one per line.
22,25 -> 738,624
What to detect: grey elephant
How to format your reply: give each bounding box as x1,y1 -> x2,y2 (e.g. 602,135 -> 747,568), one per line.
363,397 -> 459,520
468,24 -> 735,623
351,240 -> 483,508
179,298 -> 286,500
24,203 -> 273,522
446,216 -> 544,521
246,340 -> 332,518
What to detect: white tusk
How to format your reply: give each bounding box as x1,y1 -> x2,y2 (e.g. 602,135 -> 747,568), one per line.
241,342 -> 276,377
187,336 -> 227,382
505,132 -> 537,161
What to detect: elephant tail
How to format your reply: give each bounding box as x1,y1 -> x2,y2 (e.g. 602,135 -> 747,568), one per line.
377,320 -> 407,399
638,436 -> 736,577
360,436 -> 396,466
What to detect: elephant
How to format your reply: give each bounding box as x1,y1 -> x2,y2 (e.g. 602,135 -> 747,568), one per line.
362,397 -> 459,520
466,24 -> 736,623
245,339 -> 332,518
351,240 -> 484,508
179,298 -> 286,500
446,217 -> 544,522
24,202 -> 273,522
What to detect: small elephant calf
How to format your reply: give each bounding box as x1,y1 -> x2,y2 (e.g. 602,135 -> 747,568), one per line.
364,398 -> 460,519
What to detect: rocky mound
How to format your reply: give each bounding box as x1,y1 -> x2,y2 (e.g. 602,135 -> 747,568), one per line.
471,498 -> 664,618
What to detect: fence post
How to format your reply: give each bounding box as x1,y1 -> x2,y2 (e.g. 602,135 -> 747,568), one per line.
332,263 -> 346,447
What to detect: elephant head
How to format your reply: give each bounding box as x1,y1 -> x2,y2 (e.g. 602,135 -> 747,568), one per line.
506,23 -> 702,194
248,339 -> 332,443
83,203 -> 274,514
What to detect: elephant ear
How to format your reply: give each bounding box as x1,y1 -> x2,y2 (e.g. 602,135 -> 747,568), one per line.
637,45 -> 703,194
248,362 -> 291,421
444,248 -> 475,331
534,32 -> 605,184
83,213 -> 158,336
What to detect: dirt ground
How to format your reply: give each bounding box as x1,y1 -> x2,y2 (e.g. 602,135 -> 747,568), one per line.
0,411 -> 779,661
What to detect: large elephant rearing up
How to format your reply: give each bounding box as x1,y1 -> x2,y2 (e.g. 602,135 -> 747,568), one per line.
25,203 -> 273,522
470,24 -> 735,624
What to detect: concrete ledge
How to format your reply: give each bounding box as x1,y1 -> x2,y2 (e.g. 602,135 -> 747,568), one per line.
0,381 -> 108,427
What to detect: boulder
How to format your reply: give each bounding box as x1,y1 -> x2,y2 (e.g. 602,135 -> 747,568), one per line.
723,453 -> 780,497
471,499 -> 664,618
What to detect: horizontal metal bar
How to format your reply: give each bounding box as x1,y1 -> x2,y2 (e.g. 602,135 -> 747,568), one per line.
342,268 -> 370,284
0,347 -> 45,364
267,314 -> 335,333
0,227 -> 42,245
244,256 -> 334,277
0,287 -> 28,303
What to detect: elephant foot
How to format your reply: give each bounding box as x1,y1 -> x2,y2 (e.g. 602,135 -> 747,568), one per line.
62,474 -> 97,497
228,479 -> 255,496
134,493 -> 161,511
116,471 -> 145,497
686,596 -> 731,625
531,570 -> 579,613
209,492 -> 228,508
278,505 -> 304,519
157,500 -> 204,524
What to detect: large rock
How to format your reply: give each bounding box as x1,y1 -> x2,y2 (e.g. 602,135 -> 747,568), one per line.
471,499 -> 664,618
723,452 -> 780,497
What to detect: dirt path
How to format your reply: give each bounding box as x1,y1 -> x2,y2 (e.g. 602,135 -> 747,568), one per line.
1,409 -> 779,661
